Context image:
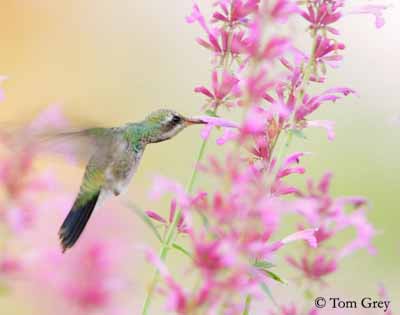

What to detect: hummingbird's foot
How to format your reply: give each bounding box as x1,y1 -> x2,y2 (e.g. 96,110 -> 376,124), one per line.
113,189 -> 121,196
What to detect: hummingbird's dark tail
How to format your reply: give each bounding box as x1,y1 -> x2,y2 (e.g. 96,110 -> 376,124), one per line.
58,190 -> 101,253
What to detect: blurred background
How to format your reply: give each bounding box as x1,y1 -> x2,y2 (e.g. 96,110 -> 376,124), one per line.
0,0 -> 399,313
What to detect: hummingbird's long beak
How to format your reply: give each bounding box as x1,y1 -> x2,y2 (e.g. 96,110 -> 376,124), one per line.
184,117 -> 207,126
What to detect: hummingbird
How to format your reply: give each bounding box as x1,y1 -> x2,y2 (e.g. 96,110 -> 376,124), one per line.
58,109 -> 206,252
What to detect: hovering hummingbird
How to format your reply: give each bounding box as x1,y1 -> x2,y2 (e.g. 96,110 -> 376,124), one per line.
57,109 -> 206,252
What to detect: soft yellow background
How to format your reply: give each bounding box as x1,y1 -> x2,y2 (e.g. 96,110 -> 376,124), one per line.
0,0 -> 399,313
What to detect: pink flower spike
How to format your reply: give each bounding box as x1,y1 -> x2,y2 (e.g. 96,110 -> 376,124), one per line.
195,116 -> 240,129
318,172 -> 333,194
194,86 -> 214,98
307,120 -> 336,141
282,152 -> 306,168
241,106 -> 270,136
145,210 -> 167,224
281,228 -> 318,248
338,210 -> 377,258
216,129 -> 239,145
261,37 -> 291,60
323,86 -> 356,96
270,0 -> 300,23
194,115 -> 240,143
186,3 -> 210,33
348,5 -> 389,29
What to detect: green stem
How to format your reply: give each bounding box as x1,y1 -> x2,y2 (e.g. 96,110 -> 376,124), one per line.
141,131 -> 212,315
243,295 -> 252,315
269,30 -> 318,179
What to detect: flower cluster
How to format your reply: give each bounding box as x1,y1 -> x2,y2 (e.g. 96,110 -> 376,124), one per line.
287,172 -> 375,284
142,0 -> 388,314
147,154 -> 317,313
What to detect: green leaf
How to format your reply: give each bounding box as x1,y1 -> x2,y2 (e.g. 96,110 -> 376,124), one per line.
172,243 -> 192,259
260,283 -> 278,307
254,260 -> 275,269
126,203 -> 163,242
205,109 -> 219,117
289,128 -> 307,140
264,270 -> 286,284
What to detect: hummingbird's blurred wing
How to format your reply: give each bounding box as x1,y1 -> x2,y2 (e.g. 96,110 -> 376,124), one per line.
32,127 -> 116,164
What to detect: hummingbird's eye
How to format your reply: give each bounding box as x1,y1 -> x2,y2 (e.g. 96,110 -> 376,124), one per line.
172,115 -> 181,124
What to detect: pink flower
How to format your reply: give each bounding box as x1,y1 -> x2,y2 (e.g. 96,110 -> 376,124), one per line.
281,228 -> 318,248
277,152 -> 306,179
348,4 -> 388,29
290,172 -> 376,277
269,0 -> 300,23
301,1 -> 344,34
295,86 -> 355,121
264,229 -> 318,256
307,120 -> 336,141
338,209 -> 377,258
313,36 -> 345,69
186,3 -> 209,33
145,210 -> 167,224
245,20 -> 292,61
213,0 -> 260,25
145,248 -> 214,313
193,237 -> 237,275
286,255 -> 337,281
146,199 -> 190,234
270,152 -> 308,196
193,115 -> 240,144
241,106 -> 271,137
195,70 -> 239,108
243,67 -> 276,102
187,3 -> 250,59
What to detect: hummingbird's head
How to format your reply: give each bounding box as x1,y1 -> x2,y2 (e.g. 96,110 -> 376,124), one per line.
144,109 -> 206,143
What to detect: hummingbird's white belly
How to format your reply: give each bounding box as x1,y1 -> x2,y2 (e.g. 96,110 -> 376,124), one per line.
104,149 -> 143,197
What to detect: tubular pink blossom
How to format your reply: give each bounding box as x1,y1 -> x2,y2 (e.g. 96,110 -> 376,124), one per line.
338,209 -> 377,258
307,120 -> 336,141
194,86 -> 214,98
186,4 -> 210,33
281,151 -> 306,169
145,210 -> 167,224
195,71 -> 239,107
347,4 -> 388,28
194,115 -> 240,143
295,87 -> 355,121
281,228 -> 318,248
270,0 -> 300,23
